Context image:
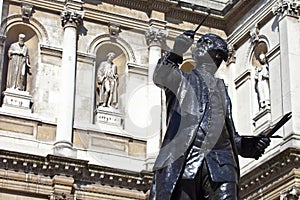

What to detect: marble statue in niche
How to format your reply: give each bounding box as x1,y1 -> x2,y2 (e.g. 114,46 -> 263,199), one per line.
6,33 -> 31,91
254,53 -> 270,109
96,52 -> 119,109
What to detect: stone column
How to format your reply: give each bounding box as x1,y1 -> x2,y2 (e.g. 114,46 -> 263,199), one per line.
0,0 -> 3,23
273,0 -> 300,143
0,35 -> 6,96
54,5 -> 84,157
145,27 -> 168,169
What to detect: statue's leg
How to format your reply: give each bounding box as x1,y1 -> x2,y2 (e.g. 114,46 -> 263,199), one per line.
206,182 -> 238,200
107,80 -> 115,107
171,178 -> 195,200
103,80 -> 110,106
201,160 -> 238,200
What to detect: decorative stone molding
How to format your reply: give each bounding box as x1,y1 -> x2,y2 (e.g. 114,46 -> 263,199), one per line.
227,44 -> 236,64
61,6 -> 84,27
273,0 -> 300,17
109,22 -> 121,39
280,186 -> 300,200
240,148 -> 300,199
250,24 -> 260,43
21,2 -> 34,20
0,35 -> 6,46
145,27 -> 168,47
0,150 -> 152,194
128,62 -> 148,76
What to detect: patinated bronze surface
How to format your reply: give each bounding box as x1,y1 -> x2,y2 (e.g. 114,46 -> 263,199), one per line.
149,31 -> 270,200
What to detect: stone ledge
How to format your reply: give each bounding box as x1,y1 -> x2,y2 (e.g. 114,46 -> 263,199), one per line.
240,148 -> 300,199
0,149 -> 152,194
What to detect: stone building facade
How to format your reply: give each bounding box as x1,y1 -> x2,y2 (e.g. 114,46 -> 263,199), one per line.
0,0 -> 299,199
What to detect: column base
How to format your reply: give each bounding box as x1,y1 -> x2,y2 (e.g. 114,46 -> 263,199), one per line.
53,141 -> 77,158
145,156 -> 157,171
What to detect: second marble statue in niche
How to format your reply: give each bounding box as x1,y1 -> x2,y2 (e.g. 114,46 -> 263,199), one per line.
255,53 -> 270,109
96,52 -> 119,109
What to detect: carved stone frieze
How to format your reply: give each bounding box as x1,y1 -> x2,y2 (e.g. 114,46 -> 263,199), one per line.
145,27 -> 168,47
0,150 -> 152,193
273,0 -> 300,17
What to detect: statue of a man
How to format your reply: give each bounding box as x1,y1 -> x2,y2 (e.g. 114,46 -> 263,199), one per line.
149,31 -> 271,200
255,53 -> 270,109
97,52 -> 118,108
6,33 -> 30,91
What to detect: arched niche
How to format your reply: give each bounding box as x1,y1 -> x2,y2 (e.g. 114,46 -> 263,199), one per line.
3,24 -> 39,94
250,40 -> 271,131
251,41 -> 268,67
94,42 -> 127,125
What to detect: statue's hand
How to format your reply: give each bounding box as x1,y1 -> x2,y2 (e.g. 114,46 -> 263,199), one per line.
240,136 -> 271,160
172,30 -> 195,56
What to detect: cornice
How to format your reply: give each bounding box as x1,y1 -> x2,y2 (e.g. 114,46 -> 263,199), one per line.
0,149 -> 152,192
6,0 -> 276,36
227,0 -> 277,48
240,148 -> 300,198
9,0 -> 64,15
127,62 -> 148,76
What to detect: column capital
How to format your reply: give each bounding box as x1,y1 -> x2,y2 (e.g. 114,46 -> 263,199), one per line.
145,27 -> 168,47
280,186 -> 300,200
273,0 -> 300,18
61,6 -> 84,28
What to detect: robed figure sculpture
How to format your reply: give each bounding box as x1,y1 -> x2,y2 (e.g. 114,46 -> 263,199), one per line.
6,33 -> 30,91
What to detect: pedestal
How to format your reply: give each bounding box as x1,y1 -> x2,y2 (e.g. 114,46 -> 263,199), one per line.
2,88 -> 32,113
253,108 -> 271,133
95,107 -> 123,127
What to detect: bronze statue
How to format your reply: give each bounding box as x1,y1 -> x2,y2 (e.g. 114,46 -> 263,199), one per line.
149,31 -> 271,200
97,52 -> 119,109
6,33 -> 30,91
